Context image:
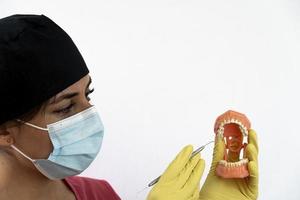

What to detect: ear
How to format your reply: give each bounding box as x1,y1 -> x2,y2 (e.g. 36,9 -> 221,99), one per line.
0,128 -> 14,147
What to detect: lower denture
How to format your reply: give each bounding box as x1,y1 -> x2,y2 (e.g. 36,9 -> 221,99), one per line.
216,159 -> 249,178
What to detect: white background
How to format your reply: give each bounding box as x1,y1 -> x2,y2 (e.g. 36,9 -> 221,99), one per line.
1,0 -> 300,199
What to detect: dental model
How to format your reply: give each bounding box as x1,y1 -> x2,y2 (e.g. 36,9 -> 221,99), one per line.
214,110 -> 251,178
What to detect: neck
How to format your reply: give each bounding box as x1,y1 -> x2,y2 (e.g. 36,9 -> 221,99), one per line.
0,149 -> 68,200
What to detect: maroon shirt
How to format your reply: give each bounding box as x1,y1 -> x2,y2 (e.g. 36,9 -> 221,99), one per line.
64,176 -> 121,200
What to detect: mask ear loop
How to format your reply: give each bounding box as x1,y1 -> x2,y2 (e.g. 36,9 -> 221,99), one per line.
10,120 -> 48,163
15,119 -> 48,131
10,145 -> 35,162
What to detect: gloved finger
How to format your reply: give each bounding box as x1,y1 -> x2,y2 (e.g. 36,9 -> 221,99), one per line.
211,134 -> 225,168
181,158 -> 205,197
160,145 -> 194,182
177,153 -> 201,187
248,160 -> 259,190
248,129 -> 259,153
190,184 -> 200,200
245,143 -> 258,162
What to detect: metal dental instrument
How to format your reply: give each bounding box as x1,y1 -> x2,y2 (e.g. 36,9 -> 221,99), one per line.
148,140 -> 214,187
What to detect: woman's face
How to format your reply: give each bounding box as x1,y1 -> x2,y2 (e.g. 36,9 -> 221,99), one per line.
4,74 -> 94,167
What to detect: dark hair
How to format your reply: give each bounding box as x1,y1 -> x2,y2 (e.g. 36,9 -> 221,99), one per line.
0,102 -> 45,130
0,102 -> 45,133
18,102 -> 47,122
0,95 -> 57,130
18,94 -> 60,123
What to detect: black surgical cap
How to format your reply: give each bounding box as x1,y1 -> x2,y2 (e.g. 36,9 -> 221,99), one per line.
0,14 -> 89,125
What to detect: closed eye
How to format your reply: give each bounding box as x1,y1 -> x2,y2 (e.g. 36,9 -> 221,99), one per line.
54,103 -> 74,114
54,87 -> 95,115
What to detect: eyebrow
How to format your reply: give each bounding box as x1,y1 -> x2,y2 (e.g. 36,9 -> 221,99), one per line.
51,77 -> 92,104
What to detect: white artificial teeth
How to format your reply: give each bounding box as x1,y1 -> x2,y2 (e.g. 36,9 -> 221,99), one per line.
218,158 -> 249,167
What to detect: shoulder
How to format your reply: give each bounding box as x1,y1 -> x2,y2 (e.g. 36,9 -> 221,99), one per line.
64,176 -> 121,200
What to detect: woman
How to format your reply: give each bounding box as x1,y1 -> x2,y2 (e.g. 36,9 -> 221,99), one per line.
0,14 -> 120,200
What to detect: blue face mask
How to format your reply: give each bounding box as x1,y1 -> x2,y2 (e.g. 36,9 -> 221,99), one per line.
11,106 -> 104,180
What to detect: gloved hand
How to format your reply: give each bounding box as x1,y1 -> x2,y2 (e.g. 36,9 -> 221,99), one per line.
199,129 -> 259,200
147,145 -> 205,200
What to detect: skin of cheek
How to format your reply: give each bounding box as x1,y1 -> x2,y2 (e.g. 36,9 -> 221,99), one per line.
13,112 -> 53,160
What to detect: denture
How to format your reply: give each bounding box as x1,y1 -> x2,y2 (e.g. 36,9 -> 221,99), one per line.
214,110 -> 251,178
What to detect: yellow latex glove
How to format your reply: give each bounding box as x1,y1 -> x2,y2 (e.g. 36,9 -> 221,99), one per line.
147,145 -> 205,200
199,129 -> 259,200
